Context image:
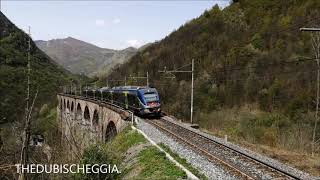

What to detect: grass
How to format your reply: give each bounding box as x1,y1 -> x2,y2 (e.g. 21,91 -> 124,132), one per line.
159,143 -> 208,180
106,126 -> 147,155
136,146 -> 187,179
80,126 -> 188,179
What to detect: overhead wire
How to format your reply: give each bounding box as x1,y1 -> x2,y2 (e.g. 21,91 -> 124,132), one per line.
208,57 -> 317,75
212,68 -> 318,84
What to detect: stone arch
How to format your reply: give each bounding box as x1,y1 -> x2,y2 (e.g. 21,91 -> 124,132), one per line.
76,103 -> 82,121
101,125 -> 104,139
84,106 -> 90,123
92,110 -> 99,131
105,121 -> 117,142
71,102 -> 74,112
67,100 -> 70,110
60,99 -> 63,109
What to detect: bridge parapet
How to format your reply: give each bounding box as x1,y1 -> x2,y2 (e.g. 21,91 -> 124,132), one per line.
57,94 -> 131,159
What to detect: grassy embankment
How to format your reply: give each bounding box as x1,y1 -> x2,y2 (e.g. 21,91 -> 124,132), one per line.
159,143 -> 207,180
198,105 -> 320,176
79,126 -> 193,179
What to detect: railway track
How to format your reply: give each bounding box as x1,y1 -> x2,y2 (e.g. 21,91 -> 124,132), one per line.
146,117 -> 300,180
59,94 -> 310,179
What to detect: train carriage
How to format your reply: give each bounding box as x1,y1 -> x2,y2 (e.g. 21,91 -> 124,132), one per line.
80,86 -> 161,116
109,86 -> 161,116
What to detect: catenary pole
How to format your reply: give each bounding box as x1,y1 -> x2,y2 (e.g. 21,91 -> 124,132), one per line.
147,71 -> 149,87
159,59 -> 195,124
128,72 -> 149,87
191,59 -> 194,124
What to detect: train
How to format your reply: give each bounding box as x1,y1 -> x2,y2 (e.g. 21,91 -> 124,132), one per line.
80,86 -> 161,117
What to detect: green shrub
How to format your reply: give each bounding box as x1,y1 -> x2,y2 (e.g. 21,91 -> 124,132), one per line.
77,145 -> 119,180
137,146 -> 187,179
251,33 -> 263,49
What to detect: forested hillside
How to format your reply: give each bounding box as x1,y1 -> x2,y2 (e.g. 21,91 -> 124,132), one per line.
109,0 -> 319,119
107,0 -> 320,173
0,12 -> 78,178
0,11 -> 73,124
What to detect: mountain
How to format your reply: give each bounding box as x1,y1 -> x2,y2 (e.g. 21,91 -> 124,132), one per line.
95,46 -> 140,76
0,12 -> 72,124
106,0 -> 320,174
36,38 -> 138,76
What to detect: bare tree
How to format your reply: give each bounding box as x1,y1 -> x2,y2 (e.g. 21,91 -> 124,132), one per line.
300,28 -> 320,156
18,27 -> 39,180
311,32 -> 320,156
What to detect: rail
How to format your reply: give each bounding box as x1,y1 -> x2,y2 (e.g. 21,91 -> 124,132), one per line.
147,117 -> 302,180
58,94 -> 309,179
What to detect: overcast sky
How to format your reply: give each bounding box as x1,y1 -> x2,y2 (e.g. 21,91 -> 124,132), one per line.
2,1 -> 230,50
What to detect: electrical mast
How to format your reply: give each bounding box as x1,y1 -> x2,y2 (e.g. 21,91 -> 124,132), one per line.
128,71 -> 149,87
159,59 -> 195,124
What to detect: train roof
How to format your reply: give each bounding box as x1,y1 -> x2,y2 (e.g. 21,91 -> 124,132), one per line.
111,86 -> 153,91
83,86 -> 158,93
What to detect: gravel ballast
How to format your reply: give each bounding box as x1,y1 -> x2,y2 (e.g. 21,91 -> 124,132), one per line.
162,116 -> 318,180
135,117 -> 238,180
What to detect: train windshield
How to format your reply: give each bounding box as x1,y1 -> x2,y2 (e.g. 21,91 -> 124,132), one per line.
144,93 -> 158,102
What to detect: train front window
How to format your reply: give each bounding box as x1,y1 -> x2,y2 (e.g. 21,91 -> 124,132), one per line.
144,93 -> 157,102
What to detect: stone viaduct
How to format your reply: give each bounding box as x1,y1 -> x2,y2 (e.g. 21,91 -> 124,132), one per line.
57,94 -> 131,159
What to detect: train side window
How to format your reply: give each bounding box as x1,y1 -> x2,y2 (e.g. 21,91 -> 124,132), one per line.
87,90 -> 92,97
128,94 -> 139,108
114,92 -> 123,106
105,92 -> 113,103
102,91 -> 109,102
119,93 -> 126,106
101,91 -> 106,101
113,93 -> 121,105
128,94 -> 134,106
